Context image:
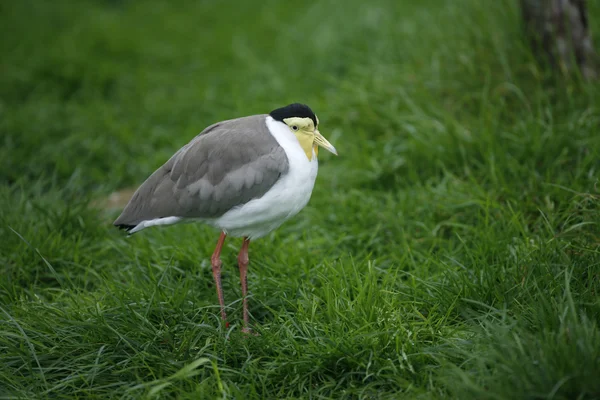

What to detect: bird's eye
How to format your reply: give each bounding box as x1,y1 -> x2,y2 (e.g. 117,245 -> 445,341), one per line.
291,125 -> 299,131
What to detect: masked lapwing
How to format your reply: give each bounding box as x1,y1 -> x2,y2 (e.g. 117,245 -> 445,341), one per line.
114,103 -> 337,333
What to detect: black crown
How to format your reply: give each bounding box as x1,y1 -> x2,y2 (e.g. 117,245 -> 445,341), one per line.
269,103 -> 317,127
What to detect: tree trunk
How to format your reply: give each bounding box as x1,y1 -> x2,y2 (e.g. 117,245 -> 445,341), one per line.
520,0 -> 598,80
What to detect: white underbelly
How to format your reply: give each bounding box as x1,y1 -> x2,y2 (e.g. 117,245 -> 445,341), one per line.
209,152 -> 318,238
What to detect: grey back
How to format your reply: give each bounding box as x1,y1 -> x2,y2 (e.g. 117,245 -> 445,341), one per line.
114,115 -> 289,228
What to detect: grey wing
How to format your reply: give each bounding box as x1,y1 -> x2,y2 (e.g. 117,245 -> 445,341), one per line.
113,115 -> 289,230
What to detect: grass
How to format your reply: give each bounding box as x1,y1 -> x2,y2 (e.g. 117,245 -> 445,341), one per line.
1,0 -> 600,398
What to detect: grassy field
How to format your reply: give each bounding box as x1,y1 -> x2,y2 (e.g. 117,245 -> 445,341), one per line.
2,0 -> 600,398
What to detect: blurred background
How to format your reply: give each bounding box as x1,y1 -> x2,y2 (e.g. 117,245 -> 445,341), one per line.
3,0 -> 597,192
1,0 -> 600,398
1,0 -> 598,191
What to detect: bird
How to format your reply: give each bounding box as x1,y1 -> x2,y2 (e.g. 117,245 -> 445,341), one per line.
113,103 -> 337,333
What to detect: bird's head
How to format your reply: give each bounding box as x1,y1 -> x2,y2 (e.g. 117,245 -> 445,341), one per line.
270,103 -> 337,160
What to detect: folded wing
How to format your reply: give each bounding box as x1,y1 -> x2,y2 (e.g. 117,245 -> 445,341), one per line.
114,115 -> 289,231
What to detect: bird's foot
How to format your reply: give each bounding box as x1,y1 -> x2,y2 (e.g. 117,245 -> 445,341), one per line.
241,327 -> 259,336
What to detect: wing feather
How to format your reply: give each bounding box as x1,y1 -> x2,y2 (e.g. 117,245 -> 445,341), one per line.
114,115 -> 289,230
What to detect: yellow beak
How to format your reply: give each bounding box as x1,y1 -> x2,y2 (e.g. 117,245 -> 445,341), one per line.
313,130 -> 338,155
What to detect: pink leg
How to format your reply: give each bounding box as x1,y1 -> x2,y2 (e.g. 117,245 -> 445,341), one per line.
237,237 -> 251,333
211,232 -> 228,324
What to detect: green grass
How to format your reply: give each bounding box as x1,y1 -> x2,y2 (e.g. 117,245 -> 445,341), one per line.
1,0 -> 600,398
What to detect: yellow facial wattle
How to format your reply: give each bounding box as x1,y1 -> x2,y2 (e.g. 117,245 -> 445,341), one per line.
296,132 -> 316,160
283,116 -> 337,160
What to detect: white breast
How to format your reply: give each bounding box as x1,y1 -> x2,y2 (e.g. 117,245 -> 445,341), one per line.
207,116 -> 318,239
